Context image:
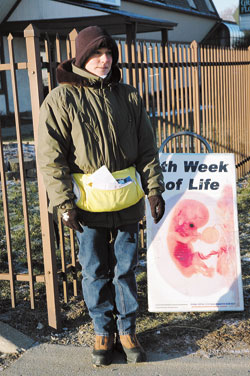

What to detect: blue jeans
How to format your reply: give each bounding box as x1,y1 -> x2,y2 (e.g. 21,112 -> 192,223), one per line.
76,223 -> 139,336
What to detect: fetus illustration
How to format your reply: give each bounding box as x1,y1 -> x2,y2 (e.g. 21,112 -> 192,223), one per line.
167,199 -> 215,278
166,186 -> 237,284
149,184 -> 240,298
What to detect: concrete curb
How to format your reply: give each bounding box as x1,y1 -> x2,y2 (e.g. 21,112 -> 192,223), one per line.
0,322 -> 35,354
1,343 -> 250,376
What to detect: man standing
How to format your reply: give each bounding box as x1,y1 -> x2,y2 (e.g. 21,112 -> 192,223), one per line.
38,26 -> 165,366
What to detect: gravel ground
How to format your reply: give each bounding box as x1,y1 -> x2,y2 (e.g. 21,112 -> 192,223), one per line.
0,175 -> 250,371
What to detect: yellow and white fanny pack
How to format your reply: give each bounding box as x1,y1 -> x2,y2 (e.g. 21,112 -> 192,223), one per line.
72,166 -> 145,212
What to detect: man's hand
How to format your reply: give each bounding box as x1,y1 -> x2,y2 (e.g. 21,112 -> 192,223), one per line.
148,195 -> 165,224
61,208 -> 84,233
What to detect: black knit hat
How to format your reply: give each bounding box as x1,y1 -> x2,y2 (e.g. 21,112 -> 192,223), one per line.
75,26 -> 119,68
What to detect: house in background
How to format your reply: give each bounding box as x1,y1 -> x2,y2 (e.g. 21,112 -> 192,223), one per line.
0,0 -> 221,116
0,0 -> 221,42
119,0 -> 220,43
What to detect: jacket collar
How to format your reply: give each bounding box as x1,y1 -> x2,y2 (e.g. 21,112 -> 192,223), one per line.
56,58 -> 121,88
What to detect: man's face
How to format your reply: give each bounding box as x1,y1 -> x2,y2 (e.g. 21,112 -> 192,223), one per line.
85,47 -> 112,77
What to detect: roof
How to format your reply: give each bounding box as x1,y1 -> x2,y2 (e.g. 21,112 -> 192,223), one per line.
60,2 -> 177,31
201,20 -> 245,46
222,21 -> 245,40
123,0 -> 220,19
0,0 -> 177,36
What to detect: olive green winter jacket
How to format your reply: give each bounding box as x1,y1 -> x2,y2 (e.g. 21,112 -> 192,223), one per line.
37,60 -> 164,228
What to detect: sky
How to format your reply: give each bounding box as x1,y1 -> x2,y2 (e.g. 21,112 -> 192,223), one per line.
212,0 -> 238,15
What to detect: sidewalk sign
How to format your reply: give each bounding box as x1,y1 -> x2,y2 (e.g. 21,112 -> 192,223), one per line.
146,133 -> 244,312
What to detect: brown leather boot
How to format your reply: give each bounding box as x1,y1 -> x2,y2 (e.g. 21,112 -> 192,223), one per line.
92,335 -> 114,366
119,334 -> 146,363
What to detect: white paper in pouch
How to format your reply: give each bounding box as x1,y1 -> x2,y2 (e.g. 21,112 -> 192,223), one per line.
90,166 -> 120,190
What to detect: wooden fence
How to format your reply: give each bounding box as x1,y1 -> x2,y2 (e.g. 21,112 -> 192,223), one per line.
117,38 -> 250,176
0,24 -> 249,329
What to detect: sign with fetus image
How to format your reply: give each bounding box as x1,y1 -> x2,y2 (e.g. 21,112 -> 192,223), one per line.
146,153 -> 244,312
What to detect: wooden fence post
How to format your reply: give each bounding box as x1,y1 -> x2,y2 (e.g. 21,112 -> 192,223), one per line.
248,47 -> 250,173
69,29 -> 78,58
24,24 -> 61,330
191,41 -> 201,152
8,33 -> 35,309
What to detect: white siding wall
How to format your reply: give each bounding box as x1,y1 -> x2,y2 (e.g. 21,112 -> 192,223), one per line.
8,0 -> 106,21
0,0 -> 17,23
0,96 -> 7,115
